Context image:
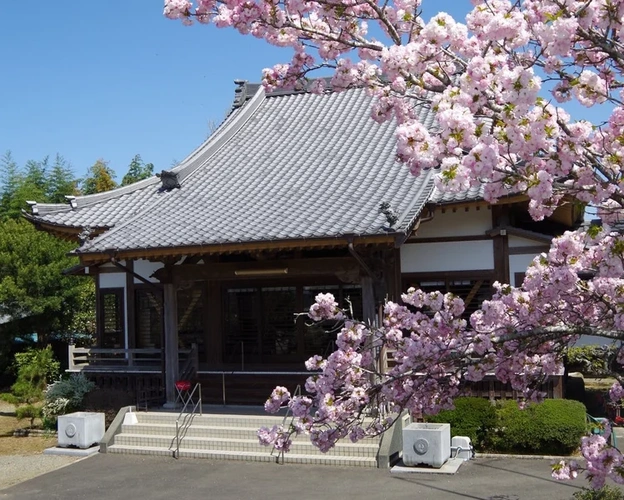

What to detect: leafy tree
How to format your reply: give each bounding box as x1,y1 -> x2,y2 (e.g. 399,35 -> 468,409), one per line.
167,0 -> 624,488
121,154 -> 154,186
81,159 -> 117,195
0,218 -> 87,343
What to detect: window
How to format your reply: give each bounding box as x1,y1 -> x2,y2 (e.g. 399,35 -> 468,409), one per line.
135,288 -> 163,349
177,283 -> 205,357
99,288 -> 125,348
223,283 -> 362,364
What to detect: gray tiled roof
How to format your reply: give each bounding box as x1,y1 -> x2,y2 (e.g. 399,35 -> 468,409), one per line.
430,184 -> 484,204
26,83 -> 479,256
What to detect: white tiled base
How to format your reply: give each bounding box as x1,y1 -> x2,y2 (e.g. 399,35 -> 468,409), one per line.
390,457 -> 464,475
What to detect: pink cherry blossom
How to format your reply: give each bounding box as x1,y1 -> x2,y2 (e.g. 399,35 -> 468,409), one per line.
167,0 -> 624,488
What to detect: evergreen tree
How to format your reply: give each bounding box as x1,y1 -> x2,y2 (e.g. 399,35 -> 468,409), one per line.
121,154 -> 154,186
47,154 -> 78,203
0,151 -> 21,217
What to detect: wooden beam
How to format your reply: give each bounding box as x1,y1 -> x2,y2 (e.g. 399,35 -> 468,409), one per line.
508,245 -> 550,256
75,236 -> 397,265
405,235 -> 491,244
156,257 -> 360,283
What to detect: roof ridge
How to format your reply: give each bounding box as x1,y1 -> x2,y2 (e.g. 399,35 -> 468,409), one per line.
74,85 -> 269,255
26,84 -> 267,217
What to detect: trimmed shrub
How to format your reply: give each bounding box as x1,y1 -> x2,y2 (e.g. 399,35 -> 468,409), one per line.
489,399 -> 586,455
426,397 -> 497,448
15,404 -> 42,428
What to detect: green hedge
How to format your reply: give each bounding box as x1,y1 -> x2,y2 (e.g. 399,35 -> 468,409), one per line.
489,399 -> 587,455
426,397 -> 587,455
426,397 -> 497,447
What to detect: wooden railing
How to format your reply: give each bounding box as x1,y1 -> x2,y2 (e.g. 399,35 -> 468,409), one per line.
68,345 -> 194,372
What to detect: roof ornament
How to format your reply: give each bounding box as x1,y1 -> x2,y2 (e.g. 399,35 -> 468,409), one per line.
26,201 -> 38,215
65,195 -> 78,209
233,80 -> 247,108
156,170 -> 181,191
379,201 -> 398,228
78,226 -> 93,246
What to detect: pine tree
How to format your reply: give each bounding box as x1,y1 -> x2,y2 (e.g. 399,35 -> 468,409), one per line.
121,154 -> 154,186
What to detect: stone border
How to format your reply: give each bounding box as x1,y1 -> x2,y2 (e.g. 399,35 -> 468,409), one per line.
13,428 -> 57,438
100,406 -> 135,453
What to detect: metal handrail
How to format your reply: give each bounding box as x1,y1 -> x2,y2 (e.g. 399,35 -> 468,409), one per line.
173,382 -> 203,459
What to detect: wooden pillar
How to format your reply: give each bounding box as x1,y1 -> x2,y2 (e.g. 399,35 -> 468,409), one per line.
126,260 -> 136,349
94,270 -> 102,347
361,275 -> 376,326
163,282 -> 179,407
492,206 -> 510,284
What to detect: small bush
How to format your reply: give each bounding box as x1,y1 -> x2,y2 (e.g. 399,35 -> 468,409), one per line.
573,486 -> 624,500
42,373 -> 96,427
0,392 -> 20,405
426,397 -> 497,448
10,347 -> 60,403
489,399 -> 586,455
46,374 -> 95,409
15,404 -> 41,428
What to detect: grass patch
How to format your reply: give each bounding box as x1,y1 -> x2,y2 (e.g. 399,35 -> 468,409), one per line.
0,401 -> 56,455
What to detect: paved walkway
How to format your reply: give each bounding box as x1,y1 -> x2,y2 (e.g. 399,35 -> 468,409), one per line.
0,453 -> 609,500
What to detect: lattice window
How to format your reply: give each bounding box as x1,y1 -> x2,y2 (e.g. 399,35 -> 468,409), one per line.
177,284 -> 205,355
100,288 -> 124,348
135,288 -> 162,349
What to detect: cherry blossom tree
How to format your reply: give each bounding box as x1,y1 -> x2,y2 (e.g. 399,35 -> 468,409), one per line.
165,0 -> 624,487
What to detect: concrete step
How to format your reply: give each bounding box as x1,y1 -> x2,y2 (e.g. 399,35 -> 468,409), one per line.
121,422 -> 380,445
114,433 -> 379,457
106,444 -> 377,467
122,423 -> 286,440
136,412 -> 285,428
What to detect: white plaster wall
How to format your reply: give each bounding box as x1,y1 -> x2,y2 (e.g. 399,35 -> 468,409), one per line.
415,209 -> 492,239
99,272 -> 126,288
133,259 -> 164,283
401,240 -> 494,273
509,254 -> 539,285
509,235 -> 543,248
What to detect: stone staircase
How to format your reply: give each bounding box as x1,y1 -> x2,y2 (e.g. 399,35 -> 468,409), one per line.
105,410 -> 381,467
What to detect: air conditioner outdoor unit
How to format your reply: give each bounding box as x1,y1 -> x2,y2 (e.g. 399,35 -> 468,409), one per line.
402,422 -> 451,468
58,412 -> 105,449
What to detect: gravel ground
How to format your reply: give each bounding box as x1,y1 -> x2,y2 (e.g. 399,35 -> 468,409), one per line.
0,454 -> 81,490
0,400 -> 81,490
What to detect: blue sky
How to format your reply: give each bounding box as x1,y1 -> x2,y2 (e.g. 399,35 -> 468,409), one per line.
0,2 -> 611,182
0,2 -> 292,180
